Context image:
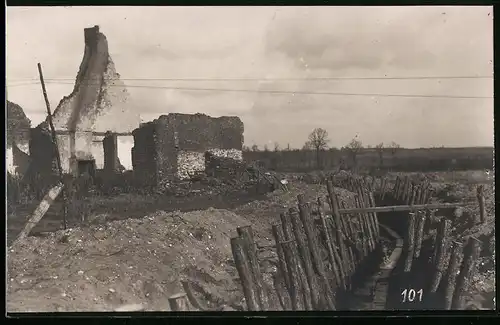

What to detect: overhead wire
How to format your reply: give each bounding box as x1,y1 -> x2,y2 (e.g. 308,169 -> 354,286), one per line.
6,76 -> 493,99
7,75 -> 494,82
32,80 -> 492,99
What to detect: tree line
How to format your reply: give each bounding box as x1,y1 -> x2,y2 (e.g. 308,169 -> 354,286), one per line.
243,128 -> 402,170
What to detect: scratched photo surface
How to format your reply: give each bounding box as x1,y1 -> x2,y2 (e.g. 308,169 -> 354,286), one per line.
6,6 -> 494,312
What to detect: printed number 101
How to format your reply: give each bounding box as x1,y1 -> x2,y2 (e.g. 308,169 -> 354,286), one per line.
401,289 -> 423,303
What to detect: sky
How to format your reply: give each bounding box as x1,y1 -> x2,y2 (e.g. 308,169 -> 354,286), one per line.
6,6 -> 494,149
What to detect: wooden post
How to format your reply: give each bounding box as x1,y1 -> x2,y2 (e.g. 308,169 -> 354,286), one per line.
280,240 -> 304,310
354,195 -> 369,259
443,242 -> 463,310
237,226 -> 268,310
288,208 -> 315,310
168,293 -> 190,311
368,191 -> 380,239
281,211 -> 310,310
403,178 -> 411,205
271,223 -> 291,293
340,200 -> 362,266
272,271 -> 292,310
476,185 -> 486,224
297,196 -> 336,310
451,238 -> 481,309
394,177 -> 401,200
404,212 -> 417,272
380,177 -> 388,201
416,185 -> 423,205
355,186 -> 376,252
37,63 -> 68,230
430,219 -> 451,292
413,211 -> 426,258
317,197 -> 341,289
326,179 -> 348,235
409,184 -> 417,206
231,236 -> 260,311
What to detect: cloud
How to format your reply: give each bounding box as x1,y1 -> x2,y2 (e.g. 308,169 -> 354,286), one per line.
6,6 -> 493,149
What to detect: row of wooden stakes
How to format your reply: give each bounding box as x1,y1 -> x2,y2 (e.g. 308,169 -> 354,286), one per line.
231,176 -> 382,311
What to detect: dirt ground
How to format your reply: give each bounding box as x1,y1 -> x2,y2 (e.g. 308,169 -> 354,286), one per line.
7,181 -> 332,312
7,170 -> 495,312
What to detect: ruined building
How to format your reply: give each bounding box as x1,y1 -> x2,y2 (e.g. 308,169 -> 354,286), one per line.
132,113 -> 244,186
30,25 -> 140,177
6,100 -> 31,176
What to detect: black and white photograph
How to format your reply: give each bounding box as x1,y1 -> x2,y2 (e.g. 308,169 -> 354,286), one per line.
6,6 -> 494,312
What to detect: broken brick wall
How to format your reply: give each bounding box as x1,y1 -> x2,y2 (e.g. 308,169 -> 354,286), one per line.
132,122 -> 158,186
7,101 -> 31,176
131,113 -> 244,185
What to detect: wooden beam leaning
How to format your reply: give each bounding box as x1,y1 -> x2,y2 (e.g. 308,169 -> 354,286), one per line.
13,183 -> 64,245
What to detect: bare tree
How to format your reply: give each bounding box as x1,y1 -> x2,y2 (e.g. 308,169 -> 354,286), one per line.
345,136 -> 363,168
274,142 -> 280,152
389,141 -> 401,157
375,142 -> 384,167
263,144 -> 269,152
308,128 -> 330,169
302,140 -> 313,150
251,144 -> 259,152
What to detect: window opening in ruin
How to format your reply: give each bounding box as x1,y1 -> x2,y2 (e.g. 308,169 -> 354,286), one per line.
77,159 -> 96,178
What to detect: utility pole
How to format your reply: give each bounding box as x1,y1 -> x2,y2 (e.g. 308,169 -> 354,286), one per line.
37,63 -> 68,230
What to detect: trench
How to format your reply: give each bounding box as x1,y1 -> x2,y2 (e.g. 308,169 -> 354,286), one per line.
375,194 -> 445,310
345,193 -> 441,310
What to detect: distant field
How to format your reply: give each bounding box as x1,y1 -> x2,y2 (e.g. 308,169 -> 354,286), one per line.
243,147 -> 494,173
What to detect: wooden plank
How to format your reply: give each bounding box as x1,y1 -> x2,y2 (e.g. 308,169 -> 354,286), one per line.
337,203 -> 467,215
13,183 -> 64,245
54,130 -> 133,137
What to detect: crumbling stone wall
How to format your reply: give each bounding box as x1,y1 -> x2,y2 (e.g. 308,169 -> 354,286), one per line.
132,113 -> 244,186
132,122 -> 158,186
7,101 -> 31,175
31,25 -> 140,177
